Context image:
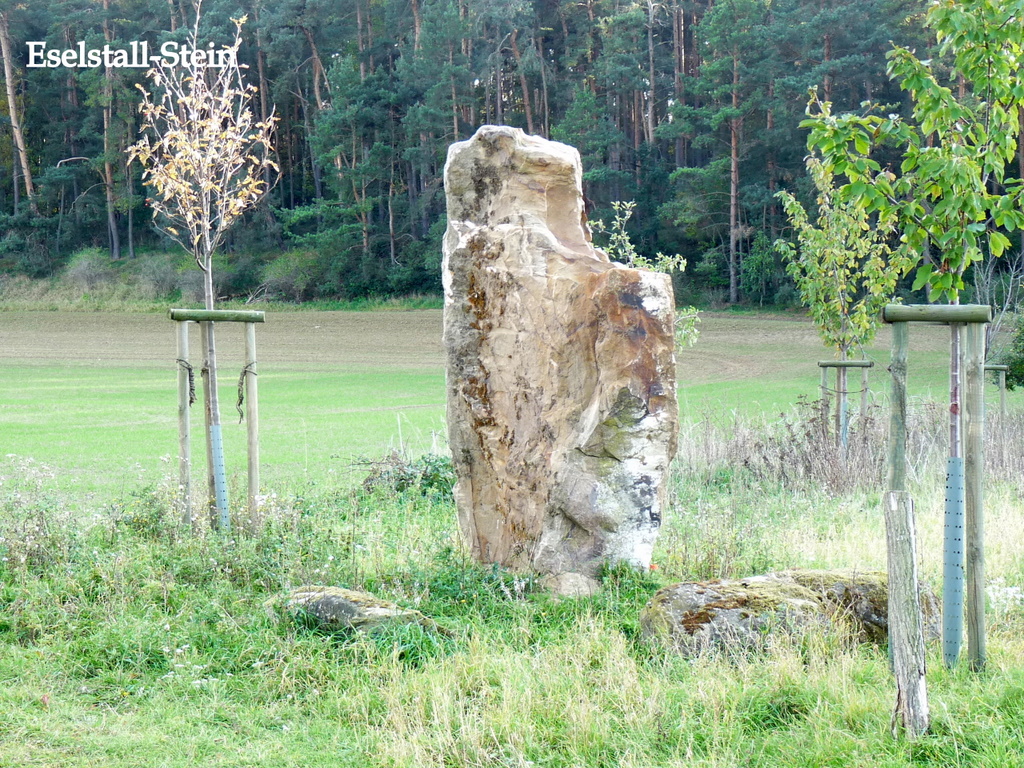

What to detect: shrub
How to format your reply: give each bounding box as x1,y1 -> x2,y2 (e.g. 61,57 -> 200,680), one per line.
64,248 -> 117,292
359,451 -> 455,500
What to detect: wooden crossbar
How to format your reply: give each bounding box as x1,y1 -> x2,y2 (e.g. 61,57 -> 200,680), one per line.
882,304 -> 991,324
169,308 -> 266,323
817,360 -> 874,368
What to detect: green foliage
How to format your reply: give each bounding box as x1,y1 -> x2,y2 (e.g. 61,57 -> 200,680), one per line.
359,451 -> 455,500
592,201 -> 687,274
776,157 -> 912,355
995,315 -> 1024,391
741,232 -> 784,307
803,0 -> 1024,302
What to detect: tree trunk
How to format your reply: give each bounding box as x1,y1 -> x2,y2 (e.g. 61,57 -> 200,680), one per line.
673,5 -> 683,164
300,26 -> 330,108
495,46 -> 504,125
646,0 -> 657,145
823,31 -> 833,102
449,42 -> 459,139
729,53 -> 741,304
510,29 -> 533,134
102,0 -> 121,260
767,80 -> 779,237
298,88 -> 323,199
123,147 -> 135,259
536,37 -> 550,137
256,26 -> 272,187
355,0 -> 367,81
0,11 -> 37,215
411,0 -> 422,51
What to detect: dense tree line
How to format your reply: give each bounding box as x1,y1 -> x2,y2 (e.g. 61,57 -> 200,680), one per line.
0,0 -> 930,302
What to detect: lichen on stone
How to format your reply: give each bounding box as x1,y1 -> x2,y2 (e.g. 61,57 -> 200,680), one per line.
640,569 -> 940,656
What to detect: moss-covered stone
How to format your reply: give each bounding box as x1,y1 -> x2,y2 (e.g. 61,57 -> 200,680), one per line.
268,586 -> 447,635
640,569 -> 940,656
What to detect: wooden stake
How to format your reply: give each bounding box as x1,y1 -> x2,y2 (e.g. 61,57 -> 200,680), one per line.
861,365 -> 870,421
964,321 -> 987,671
888,322 -> 909,493
820,365 -> 830,431
245,322 -> 260,523
175,321 -> 192,529
1000,369 -> 1007,436
199,320 -> 216,525
884,491 -> 930,739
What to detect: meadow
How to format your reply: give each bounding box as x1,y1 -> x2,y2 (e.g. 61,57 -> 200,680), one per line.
0,308 -> 964,497
2,308 -> 1024,767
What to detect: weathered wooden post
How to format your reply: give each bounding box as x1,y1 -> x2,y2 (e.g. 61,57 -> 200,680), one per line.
882,304 -> 990,672
885,491 -> 929,738
862,364 -> 872,420
883,317 -> 928,737
964,322 -> 986,671
985,364 -> 1008,465
170,308 -> 265,533
887,321 -> 909,493
244,321 -> 260,522
175,320 -> 193,528
820,364 -> 830,430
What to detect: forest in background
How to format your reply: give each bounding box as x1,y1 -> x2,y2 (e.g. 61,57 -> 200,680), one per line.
0,0 -> 936,304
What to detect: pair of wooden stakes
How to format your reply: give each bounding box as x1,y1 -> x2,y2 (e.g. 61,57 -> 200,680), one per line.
170,308 -> 265,532
879,304 -> 993,739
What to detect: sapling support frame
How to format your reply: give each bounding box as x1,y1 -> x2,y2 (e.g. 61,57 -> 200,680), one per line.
170,308 -> 265,532
817,359 -> 874,448
882,304 -> 990,674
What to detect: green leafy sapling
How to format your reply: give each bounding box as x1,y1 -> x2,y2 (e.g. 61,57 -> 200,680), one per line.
776,157 -> 912,359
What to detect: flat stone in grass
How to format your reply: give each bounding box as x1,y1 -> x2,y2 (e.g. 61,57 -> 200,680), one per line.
271,586 -> 445,634
640,569 -> 940,656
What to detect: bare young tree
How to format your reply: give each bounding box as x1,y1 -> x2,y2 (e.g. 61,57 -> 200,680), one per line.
131,11 -> 277,530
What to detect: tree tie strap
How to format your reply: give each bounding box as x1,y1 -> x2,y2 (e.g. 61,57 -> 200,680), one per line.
176,359 -> 196,406
237,363 -> 257,423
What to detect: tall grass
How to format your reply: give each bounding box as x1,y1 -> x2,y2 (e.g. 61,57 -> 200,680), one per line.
2,401 -> 1024,766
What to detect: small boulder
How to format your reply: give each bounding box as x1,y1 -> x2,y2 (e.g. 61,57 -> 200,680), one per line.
271,586 -> 444,634
540,572 -> 602,599
640,569 -> 940,656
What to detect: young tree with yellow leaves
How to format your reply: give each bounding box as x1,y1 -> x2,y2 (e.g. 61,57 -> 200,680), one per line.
130,11 -> 277,530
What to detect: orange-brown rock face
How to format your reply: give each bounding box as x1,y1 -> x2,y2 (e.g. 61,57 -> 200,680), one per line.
443,125 -> 678,578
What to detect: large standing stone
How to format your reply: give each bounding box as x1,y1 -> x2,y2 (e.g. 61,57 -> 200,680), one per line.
443,125 -> 678,578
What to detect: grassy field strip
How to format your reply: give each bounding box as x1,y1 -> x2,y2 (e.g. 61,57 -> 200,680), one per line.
0,309 -> 1018,497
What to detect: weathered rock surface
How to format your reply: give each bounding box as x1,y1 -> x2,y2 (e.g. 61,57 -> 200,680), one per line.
640,569 -> 941,656
442,125 -> 678,578
540,572 -> 602,599
271,586 -> 444,634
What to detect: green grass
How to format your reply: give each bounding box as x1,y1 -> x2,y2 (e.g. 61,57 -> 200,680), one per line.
1,309 -> 1014,498
2,309 -> 1024,766
2,455 -> 1024,767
